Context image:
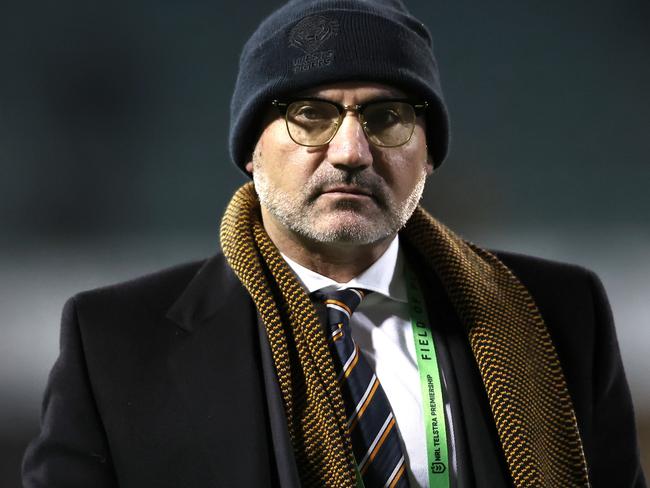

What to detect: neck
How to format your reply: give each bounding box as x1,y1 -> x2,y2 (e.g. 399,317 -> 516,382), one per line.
261,209 -> 394,283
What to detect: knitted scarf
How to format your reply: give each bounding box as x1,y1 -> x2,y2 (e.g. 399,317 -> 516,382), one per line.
219,182 -> 590,488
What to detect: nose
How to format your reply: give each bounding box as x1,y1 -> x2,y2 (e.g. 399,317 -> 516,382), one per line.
326,113 -> 373,169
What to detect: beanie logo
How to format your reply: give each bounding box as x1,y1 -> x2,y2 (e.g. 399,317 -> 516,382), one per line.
289,15 -> 339,73
289,15 -> 339,54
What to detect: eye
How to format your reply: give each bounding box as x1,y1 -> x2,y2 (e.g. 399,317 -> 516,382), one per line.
289,102 -> 336,123
376,108 -> 401,126
295,105 -> 324,120
365,105 -> 403,130
287,100 -> 340,126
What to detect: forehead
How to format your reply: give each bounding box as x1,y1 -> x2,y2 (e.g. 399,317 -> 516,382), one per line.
293,81 -> 409,102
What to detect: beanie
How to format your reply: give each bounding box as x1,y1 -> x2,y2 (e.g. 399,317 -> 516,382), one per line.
229,0 -> 450,175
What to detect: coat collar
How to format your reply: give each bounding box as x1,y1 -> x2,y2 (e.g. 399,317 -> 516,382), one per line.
165,251 -> 246,332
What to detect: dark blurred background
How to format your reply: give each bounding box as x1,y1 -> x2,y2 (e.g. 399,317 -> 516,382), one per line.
2,0 -> 648,486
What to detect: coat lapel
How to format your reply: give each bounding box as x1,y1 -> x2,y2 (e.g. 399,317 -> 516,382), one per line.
257,313 -> 302,488
165,253 -> 279,487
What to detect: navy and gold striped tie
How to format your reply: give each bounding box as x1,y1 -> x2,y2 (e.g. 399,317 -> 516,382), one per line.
314,288 -> 409,488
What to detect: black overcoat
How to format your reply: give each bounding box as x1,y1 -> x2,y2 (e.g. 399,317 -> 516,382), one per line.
22,250 -> 646,487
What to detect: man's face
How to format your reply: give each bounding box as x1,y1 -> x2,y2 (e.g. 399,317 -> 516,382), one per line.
247,81 -> 433,247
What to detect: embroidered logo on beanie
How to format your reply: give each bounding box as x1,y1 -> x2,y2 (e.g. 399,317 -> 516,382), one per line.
289,15 -> 339,73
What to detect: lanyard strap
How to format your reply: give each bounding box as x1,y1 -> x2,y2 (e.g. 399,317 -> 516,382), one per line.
354,265 -> 451,488
405,265 -> 450,488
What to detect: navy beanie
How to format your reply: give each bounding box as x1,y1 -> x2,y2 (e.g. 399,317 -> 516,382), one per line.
229,0 -> 450,175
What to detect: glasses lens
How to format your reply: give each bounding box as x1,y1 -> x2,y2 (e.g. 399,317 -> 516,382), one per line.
362,101 -> 416,147
286,100 -> 340,146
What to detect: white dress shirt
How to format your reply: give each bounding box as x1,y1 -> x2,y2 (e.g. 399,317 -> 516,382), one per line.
282,236 -> 428,487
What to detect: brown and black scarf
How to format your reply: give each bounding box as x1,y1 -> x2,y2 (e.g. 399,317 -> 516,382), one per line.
220,182 -> 590,488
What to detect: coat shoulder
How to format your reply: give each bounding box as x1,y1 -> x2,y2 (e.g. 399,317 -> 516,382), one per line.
493,249 -> 597,283
68,250 -> 244,339
491,249 -> 603,310
60,252 -> 236,392
72,256 -> 210,318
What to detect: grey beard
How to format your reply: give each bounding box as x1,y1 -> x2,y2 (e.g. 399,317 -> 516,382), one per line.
252,157 -> 427,245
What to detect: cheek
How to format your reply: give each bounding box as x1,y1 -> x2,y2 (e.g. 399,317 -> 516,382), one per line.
255,121 -> 294,174
256,120 -> 286,157
376,132 -> 428,193
255,121 -> 324,188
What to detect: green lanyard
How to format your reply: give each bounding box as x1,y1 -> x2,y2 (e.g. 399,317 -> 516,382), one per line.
405,265 -> 450,488
355,265 -> 450,488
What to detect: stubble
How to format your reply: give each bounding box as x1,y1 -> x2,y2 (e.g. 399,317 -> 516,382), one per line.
252,150 -> 427,245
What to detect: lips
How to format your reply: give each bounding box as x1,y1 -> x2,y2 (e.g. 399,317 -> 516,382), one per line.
320,185 -> 373,197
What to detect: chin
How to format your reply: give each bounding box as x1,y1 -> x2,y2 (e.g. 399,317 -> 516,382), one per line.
303,218 -> 395,246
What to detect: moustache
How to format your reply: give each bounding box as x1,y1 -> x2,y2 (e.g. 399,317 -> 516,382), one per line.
305,170 -> 390,208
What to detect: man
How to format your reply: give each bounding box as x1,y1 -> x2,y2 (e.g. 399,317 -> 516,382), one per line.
23,0 -> 645,487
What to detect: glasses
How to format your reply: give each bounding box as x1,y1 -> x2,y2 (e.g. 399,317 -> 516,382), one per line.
271,98 -> 428,148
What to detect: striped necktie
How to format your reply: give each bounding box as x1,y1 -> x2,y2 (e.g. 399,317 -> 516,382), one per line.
314,288 -> 409,488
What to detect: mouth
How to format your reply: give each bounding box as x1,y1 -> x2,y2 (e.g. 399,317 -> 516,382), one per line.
319,185 -> 374,199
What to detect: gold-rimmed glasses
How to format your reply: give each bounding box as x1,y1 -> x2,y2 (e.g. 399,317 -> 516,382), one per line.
271,98 -> 428,148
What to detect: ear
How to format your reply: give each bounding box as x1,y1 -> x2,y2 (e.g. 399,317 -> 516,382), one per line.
245,161 -> 254,174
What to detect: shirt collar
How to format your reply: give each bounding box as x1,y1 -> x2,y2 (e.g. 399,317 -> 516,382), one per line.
281,235 -> 408,303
